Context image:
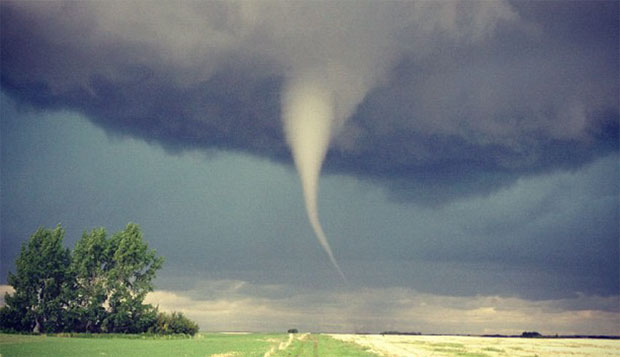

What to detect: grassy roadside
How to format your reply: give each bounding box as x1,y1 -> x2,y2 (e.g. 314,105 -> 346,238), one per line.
0,333 -> 380,357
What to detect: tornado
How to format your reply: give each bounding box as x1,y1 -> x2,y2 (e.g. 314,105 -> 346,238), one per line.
282,75 -> 346,281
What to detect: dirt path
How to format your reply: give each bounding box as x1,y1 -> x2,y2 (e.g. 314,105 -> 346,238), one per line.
289,333 -> 318,357
263,333 -> 309,357
308,334 -> 318,357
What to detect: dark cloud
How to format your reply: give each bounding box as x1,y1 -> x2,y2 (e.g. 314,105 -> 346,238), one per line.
1,2 -> 618,334
1,0 -> 618,206
1,90 -> 617,329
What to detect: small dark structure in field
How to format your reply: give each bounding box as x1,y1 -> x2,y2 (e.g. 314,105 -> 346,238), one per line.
381,331 -> 422,336
288,328 -> 298,334
521,331 -> 542,338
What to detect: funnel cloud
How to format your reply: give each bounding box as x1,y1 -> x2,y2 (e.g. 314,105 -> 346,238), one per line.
2,0 -> 615,206
0,0 -> 618,298
282,74 -> 345,280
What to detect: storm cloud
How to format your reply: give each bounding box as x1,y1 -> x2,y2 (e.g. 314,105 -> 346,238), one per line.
143,280 -> 620,334
1,1 -> 618,334
2,0 -> 617,205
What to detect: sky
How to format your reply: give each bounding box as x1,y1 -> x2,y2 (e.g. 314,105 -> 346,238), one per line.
1,0 -> 618,335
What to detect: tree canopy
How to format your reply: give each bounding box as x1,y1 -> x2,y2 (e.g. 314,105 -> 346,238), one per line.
3,226 -> 72,333
0,223 -> 197,335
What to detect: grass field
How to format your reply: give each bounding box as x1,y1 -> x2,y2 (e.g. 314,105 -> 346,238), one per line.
2,333 -> 619,356
0,332 -> 378,357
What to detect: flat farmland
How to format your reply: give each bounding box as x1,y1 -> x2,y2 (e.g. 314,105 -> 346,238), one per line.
0,333 -> 377,357
2,333 -> 619,356
331,334 -> 620,357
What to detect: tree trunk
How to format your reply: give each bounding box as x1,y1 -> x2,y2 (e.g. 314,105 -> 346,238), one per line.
33,319 -> 41,333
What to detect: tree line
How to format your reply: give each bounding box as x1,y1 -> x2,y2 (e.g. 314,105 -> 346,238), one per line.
0,223 -> 198,335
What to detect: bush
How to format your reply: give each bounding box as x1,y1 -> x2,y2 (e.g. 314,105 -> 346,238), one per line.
287,328 -> 298,334
149,312 -> 199,336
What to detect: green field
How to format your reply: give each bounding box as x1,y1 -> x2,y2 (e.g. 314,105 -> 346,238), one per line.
0,333 -> 378,357
3,333 -> 620,356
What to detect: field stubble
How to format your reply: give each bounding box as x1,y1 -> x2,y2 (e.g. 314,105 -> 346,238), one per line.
330,334 -> 620,357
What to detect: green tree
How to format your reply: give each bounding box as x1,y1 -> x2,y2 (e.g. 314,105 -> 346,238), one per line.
101,223 -> 164,333
0,290 -> 31,332
0,226 -> 72,332
69,228 -> 109,332
0,223 -> 190,335
70,224 -> 164,333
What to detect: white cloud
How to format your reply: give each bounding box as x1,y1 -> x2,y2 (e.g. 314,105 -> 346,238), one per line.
145,280 -> 619,335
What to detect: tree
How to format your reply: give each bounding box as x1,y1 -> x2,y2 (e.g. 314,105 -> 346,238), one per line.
101,223 -> 164,333
1,226 -> 72,332
0,290 -> 31,332
0,223 -> 194,335
69,228 -> 109,332
69,224 -> 164,333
